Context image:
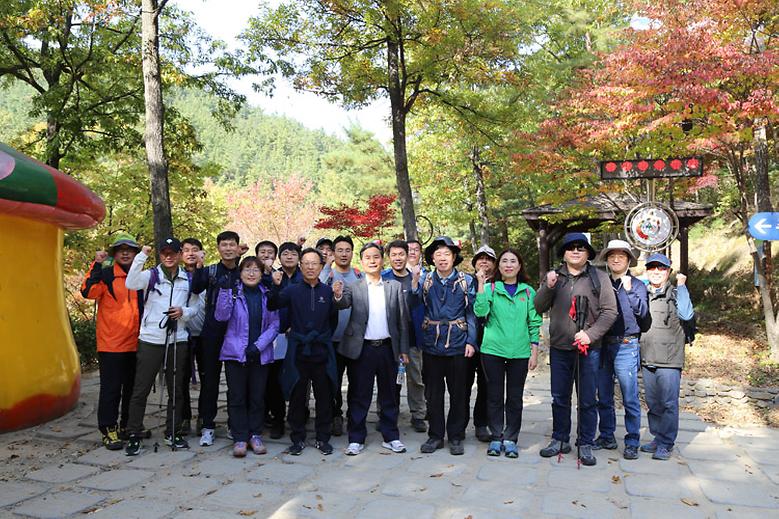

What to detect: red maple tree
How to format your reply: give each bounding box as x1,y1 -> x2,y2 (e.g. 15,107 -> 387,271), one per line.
315,194 -> 398,239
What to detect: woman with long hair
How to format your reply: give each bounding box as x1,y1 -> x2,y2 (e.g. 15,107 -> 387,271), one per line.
473,248 -> 542,458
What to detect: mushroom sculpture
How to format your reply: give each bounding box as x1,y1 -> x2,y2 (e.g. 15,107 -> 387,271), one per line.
0,142 -> 105,431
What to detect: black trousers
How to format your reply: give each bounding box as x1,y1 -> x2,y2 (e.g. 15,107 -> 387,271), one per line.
332,346 -> 350,418
264,359 -> 286,426
181,336 -> 204,422
481,353 -> 529,443
288,359 -> 332,443
465,351 -> 488,429
97,351 -> 136,432
347,341 -> 399,444
423,352 -> 469,442
225,361 -> 270,443
198,335 -> 224,430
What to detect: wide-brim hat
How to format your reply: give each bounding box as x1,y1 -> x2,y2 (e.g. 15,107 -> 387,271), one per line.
108,232 -> 140,256
597,239 -> 638,267
425,236 -> 463,267
471,244 -> 497,267
558,232 -> 596,260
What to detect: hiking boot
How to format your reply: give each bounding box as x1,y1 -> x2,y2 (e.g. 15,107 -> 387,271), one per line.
539,440 -> 571,458
411,418 -> 427,433
249,435 -> 267,455
640,440 -> 658,453
125,437 -> 143,456
345,442 -> 364,456
270,422 -> 285,440
579,445 -> 597,466
199,428 -> 215,447
179,419 -> 191,437
102,427 -> 123,451
623,445 -> 639,460
652,445 -> 672,461
315,441 -> 333,455
382,440 -> 407,453
487,440 -> 502,456
475,426 -> 490,443
503,440 -> 519,459
165,435 -> 189,450
288,442 -> 305,456
420,438 -> 444,453
592,436 -> 618,450
331,416 -> 343,437
449,440 -> 465,455
233,441 -> 247,458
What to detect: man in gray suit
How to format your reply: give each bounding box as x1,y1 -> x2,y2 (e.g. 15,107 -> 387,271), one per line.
333,241 -> 410,455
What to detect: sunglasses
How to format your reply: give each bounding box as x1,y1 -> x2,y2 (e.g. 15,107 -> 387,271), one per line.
564,244 -> 589,252
646,264 -> 670,271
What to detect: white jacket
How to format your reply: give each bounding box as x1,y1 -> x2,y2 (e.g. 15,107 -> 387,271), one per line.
126,251 -> 202,344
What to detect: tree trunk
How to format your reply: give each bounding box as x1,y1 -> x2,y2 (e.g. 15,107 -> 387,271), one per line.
471,146 -> 490,245
141,0 -> 173,251
387,38 -> 417,240
45,114 -> 61,169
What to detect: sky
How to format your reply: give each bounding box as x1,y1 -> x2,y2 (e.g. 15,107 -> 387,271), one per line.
180,0 -> 392,143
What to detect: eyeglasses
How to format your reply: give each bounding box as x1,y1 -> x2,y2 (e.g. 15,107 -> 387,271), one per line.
645,265 -> 670,271
300,262 -> 321,268
242,268 -> 262,274
565,244 -> 588,252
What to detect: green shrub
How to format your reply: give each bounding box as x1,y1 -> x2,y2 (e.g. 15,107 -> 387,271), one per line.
70,316 -> 97,368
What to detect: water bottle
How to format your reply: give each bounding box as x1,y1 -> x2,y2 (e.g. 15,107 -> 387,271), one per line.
396,359 -> 406,386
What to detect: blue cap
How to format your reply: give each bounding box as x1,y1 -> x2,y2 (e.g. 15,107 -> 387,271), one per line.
645,253 -> 671,268
558,232 -> 596,260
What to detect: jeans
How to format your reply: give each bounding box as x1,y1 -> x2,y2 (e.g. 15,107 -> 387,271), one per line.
481,353 -> 529,443
642,366 -> 681,450
225,361 -> 269,442
597,337 -> 641,447
347,340 -> 399,444
549,347 -> 599,446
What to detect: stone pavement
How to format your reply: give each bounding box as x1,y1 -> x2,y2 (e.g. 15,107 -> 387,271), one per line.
1,367 -> 778,519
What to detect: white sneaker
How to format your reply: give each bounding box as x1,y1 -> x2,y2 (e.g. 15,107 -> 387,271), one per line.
382,440 -> 407,453
199,428 -> 215,446
344,442 -> 364,456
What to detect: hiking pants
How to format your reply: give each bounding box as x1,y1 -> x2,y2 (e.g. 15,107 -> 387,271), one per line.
423,352 -> 469,442
198,335 -> 224,430
225,360 -> 270,443
264,359 -> 286,427
347,339 -> 400,444
97,351 -> 136,432
549,347 -> 599,446
482,353 -> 529,443
642,366 -> 681,450
288,359 -> 332,444
394,346 -> 426,420
465,350 -> 489,429
126,340 -> 188,437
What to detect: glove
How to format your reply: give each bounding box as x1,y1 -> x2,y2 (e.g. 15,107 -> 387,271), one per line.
245,344 -> 260,363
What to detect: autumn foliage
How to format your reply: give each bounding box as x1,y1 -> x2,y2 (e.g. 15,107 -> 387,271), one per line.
315,194 -> 398,239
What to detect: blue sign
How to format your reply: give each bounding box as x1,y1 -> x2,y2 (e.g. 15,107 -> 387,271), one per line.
749,213 -> 779,240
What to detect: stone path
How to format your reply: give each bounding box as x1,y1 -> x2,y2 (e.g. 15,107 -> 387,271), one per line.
1,367 -> 778,518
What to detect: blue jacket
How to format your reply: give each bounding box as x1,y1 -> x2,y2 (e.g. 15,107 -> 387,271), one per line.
279,329 -> 338,400
606,274 -> 649,338
381,268 -> 424,349
267,280 -> 338,336
412,269 -> 477,356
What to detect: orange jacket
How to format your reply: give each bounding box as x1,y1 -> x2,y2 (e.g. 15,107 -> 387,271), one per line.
81,261 -> 141,353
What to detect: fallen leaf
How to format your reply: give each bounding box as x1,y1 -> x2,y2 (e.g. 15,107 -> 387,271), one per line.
430,473 -> 444,478
238,511 -> 257,517
611,475 -> 621,483
316,495 -> 323,501
451,482 -> 462,487
302,505 -> 313,510
681,498 -> 699,507
504,500 -> 514,504
253,493 -> 263,498
317,504 -> 324,511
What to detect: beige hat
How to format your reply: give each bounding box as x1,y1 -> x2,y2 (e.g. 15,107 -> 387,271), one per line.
597,239 -> 638,267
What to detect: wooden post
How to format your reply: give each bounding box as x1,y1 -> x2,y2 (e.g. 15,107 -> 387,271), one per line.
538,222 -> 549,281
679,225 -> 689,274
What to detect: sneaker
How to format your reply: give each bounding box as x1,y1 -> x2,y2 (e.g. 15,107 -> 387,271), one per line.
270,422 -> 285,440
345,442 -> 364,456
315,441 -> 333,455
652,445 -> 672,461
579,445 -> 597,466
226,429 -> 234,441
411,418 -> 427,433
199,428 -> 215,447
331,416 -> 343,437
487,440 -> 502,456
233,441 -> 247,458
382,440 -> 407,453
125,437 -> 142,456
420,438 -> 444,453
640,440 -> 658,453
249,435 -> 267,455
102,426 -> 123,451
288,442 -> 305,456
449,440 -> 465,456
503,440 -> 519,459
165,435 -> 189,449
475,426 -> 490,443
539,440 -> 571,458
179,419 -> 191,437
592,436 -> 618,450
623,445 -> 639,460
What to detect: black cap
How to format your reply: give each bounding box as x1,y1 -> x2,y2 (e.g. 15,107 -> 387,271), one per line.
315,237 -> 334,249
158,237 -> 182,253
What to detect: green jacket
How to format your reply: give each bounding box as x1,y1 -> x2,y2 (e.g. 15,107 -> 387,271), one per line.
474,281 -> 543,359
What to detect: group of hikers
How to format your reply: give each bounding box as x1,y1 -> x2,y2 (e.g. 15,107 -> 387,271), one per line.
82,229 -> 694,465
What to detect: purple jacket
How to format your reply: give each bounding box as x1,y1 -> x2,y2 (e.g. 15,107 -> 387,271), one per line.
214,285 -> 279,364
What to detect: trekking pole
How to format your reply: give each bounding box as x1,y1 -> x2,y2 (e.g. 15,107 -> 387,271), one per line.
570,295 -> 590,469
154,331 -> 170,453
170,319 -> 178,451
